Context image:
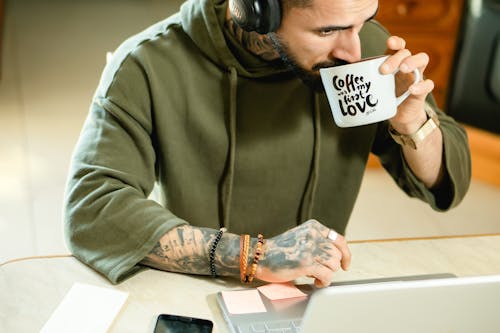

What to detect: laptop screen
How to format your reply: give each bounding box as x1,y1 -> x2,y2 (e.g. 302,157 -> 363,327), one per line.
217,274 -> 500,333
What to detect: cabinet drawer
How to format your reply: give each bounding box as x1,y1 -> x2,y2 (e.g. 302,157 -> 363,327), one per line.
377,0 -> 464,33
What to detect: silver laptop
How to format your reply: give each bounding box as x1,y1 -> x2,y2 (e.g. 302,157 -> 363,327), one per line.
216,274 -> 500,333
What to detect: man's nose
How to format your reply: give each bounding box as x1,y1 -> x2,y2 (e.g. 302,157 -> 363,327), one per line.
329,30 -> 362,64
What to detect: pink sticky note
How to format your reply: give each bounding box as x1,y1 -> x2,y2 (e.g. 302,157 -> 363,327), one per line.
257,283 -> 307,300
221,289 -> 267,314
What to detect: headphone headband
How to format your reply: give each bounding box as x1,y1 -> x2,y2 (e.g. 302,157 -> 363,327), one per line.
229,0 -> 281,34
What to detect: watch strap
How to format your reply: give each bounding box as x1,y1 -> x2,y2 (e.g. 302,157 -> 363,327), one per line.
389,103 -> 440,149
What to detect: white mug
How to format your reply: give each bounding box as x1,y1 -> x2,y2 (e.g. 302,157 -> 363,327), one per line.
319,55 -> 421,127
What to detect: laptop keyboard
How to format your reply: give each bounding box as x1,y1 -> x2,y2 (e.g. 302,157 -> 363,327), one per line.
238,319 -> 302,333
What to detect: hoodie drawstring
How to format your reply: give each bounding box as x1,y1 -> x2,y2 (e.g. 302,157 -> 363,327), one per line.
220,70 -> 321,229
220,67 -> 238,229
299,92 -> 321,222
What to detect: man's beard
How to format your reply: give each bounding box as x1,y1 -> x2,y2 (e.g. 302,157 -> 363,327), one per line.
269,33 -> 349,92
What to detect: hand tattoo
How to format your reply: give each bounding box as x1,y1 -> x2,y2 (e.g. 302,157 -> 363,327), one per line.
262,221 -> 334,272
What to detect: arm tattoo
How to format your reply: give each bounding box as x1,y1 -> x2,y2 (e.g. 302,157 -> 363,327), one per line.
141,225 -> 241,277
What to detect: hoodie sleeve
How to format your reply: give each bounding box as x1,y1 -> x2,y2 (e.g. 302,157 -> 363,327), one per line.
64,49 -> 187,284
372,96 -> 472,211
361,20 -> 471,210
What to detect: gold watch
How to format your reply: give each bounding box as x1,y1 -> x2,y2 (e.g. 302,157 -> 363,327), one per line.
388,103 -> 440,150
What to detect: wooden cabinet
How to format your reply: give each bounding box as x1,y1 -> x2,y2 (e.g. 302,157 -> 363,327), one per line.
465,125 -> 500,187
376,0 -> 465,109
367,0 -> 463,167
368,1 -> 500,187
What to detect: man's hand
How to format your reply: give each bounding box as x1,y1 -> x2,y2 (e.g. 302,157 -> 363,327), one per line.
379,35 -> 445,189
141,220 -> 351,288
256,220 -> 351,288
380,35 -> 434,134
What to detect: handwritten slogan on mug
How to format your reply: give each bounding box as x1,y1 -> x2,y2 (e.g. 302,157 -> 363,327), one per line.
320,55 -> 420,127
331,74 -> 378,117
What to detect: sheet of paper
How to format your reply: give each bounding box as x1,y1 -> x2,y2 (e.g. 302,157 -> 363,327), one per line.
221,289 -> 267,315
257,282 -> 307,300
40,282 -> 129,333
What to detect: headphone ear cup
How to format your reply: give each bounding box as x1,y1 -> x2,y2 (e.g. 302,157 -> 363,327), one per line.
229,0 -> 281,34
262,0 -> 281,33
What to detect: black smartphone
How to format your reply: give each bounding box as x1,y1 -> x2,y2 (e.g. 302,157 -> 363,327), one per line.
153,314 -> 213,333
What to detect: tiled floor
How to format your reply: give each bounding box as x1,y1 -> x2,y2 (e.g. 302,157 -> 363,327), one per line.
1,0 -> 499,264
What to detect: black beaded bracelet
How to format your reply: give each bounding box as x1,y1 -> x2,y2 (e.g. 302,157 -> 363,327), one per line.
209,227 -> 227,278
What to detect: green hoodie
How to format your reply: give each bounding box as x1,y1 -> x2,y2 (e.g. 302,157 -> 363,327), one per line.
64,0 -> 471,283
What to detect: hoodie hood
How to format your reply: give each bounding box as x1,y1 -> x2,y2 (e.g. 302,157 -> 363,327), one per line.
180,0 -> 289,78
181,0 -> 304,230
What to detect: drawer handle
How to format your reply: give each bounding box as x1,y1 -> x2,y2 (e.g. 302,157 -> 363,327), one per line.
396,1 -> 418,16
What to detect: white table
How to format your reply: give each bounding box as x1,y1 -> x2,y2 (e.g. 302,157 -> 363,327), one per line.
2,234 -> 500,332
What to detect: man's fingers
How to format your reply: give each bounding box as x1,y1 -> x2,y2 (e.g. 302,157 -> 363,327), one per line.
315,253 -> 341,273
314,278 -> 329,288
399,52 -> 430,74
311,262 -> 335,288
409,79 -> 435,96
386,35 -> 406,51
383,36 -> 431,78
328,232 -> 352,271
325,228 -> 352,271
380,48 -> 412,74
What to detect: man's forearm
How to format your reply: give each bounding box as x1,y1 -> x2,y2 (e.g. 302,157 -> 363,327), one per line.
141,220 -> 351,287
141,225 -> 241,276
390,102 -> 445,189
402,127 -> 444,188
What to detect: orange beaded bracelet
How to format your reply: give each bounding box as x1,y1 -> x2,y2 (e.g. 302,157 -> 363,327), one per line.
245,234 -> 264,283
239,234 -> 250,283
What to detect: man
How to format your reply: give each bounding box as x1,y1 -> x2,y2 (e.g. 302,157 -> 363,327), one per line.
64,0 -> 471,287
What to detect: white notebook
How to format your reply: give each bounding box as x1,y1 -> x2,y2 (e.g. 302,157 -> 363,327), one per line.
40,282 -> 128,333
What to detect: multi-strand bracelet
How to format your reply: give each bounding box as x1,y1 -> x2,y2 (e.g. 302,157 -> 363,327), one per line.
239,234 -> 250,282
209,227 -> 227,278
240,233 -> 265,283
246,234 -> 264,283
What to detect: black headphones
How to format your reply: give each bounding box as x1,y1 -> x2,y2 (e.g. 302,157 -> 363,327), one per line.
229,0 -> 282,34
